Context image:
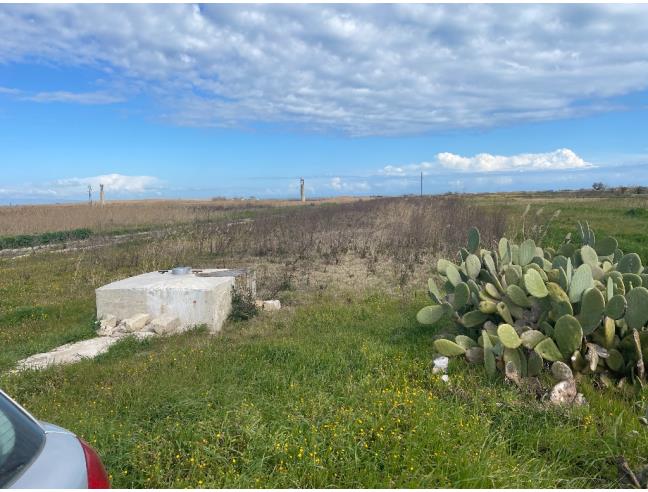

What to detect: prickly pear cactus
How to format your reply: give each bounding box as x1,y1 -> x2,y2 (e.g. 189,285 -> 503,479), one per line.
417,220 -> 648,387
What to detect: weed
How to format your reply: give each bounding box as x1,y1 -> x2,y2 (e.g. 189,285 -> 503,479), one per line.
228,286 -> 259,322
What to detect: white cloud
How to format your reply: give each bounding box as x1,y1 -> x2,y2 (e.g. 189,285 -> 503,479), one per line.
0,86 -> 125,105
381,148 -> 593,176
0,173 -> 163,201
25,90 -> 124,105
1,5 -> 648,135
55,174 -> 161,193
330,176 -> 370,192
437,148 -> 593,172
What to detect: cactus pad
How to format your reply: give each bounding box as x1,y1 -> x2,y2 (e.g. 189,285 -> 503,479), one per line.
605,294 -> 627,320
551,361 -> 573,381
507,284 -> 531,307
467,226 -> 480,254
534,337 -> 564,362
577,287 -> 605,335
479,300 -> 498,314
465,254 -> 481,280
455,335 -> 478,350
622,272 -> 642,291
520,329 -> 545,349
547,282 -> 570,304
485,283 -> 501,299
417,305 -> 448,325
445,263 -> 463,287
452,282 -> 470,309
428,277 -> 442,303
519,239 -> 536,267
496,301 -> 514,325
527,350 -> 543,376
497,323 -> 522,349
595,236 -> 618,256
554,314 -> 583,358
433,339 -> 466,357
580,245 -> 598,268
618,253 -> 643,274
624,286 -> 648,329
568,264 -> 594,303
524,269 -> 549,298
606,348 -> 624,372
461,310 -> 489,328
503,347 -> 526,377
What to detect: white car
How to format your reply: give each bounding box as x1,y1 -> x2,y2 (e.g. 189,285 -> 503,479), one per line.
0,389 -> 110,488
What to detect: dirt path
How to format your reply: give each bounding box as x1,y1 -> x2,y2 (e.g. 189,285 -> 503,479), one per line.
0,218 -> 256,260
0,231 -> 156,260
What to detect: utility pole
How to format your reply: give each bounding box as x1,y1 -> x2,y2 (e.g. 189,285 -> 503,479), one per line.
99,184 -> 105,206
300,177 -> 305,203
88,185 -> 93,205
420,172 -> 423,197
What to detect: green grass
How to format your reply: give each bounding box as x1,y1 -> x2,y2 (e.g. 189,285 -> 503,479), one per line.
2,194 -> 648,487
0,228 -> 92,250
476,194 -> 648,261
1,291 -> 647,488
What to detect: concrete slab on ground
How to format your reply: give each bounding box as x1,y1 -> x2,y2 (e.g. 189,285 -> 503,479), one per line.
96,269 -> 238,333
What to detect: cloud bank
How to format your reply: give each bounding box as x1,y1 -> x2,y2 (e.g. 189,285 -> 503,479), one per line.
381,148 -> 593,176
0,174 -> 162,201
1,4 -> 648,135
55,174 -> 161,193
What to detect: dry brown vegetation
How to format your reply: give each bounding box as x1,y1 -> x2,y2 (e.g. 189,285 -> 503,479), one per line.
71,196 -> 508,298
0,196 -> 365,236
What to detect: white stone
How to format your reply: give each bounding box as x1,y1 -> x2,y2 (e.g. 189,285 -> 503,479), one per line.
97,315 -> 118,336
149,315 -> 181,335
441,374 -> 450,383
131,331 -> 157,341
262,300 -> 281,311
549,379 -> 578,405
122,313 -> 151,332
15,337 -> 121,371
96,269 -> 237,333
432,356 -> 449,374
100,315 -> 117,328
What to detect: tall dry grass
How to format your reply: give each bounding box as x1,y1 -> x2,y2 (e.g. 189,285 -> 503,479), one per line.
0,197 -> 365,236
74,196 -> 508,297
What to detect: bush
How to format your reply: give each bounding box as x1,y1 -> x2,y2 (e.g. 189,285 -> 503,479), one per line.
418,220 -> 647,392
0,228 -> 93,250
228,286 -> 259,322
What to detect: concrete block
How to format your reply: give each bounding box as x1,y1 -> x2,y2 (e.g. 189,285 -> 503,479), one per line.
149,315 -> 181,335
96,269 -> 238,333
122,313 -> 151,332
16,337 -> 122,371
263,300 -> 281,311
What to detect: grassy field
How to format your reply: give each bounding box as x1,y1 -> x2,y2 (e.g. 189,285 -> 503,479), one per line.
3,291 -> 647,488
1,193 -> 647,487
0,196 -> 366,236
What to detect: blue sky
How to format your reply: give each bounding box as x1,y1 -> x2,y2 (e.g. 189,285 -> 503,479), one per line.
1,4 -> 648,203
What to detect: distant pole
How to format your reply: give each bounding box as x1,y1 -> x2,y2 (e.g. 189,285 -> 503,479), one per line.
300,177 -> 305,203
420,172 -> 423,197
99,184 -> 105,206
88,185 -> 93,205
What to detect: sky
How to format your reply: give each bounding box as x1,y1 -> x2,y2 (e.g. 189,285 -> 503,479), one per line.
1,3 -> 648,203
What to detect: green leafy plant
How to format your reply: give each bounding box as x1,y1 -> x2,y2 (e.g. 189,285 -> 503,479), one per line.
228,286 -> 259,322
420,221 -> 648,389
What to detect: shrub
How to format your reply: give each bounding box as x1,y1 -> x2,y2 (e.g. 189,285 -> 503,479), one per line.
228,286 -> 259,322
418,221 -> 647,390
